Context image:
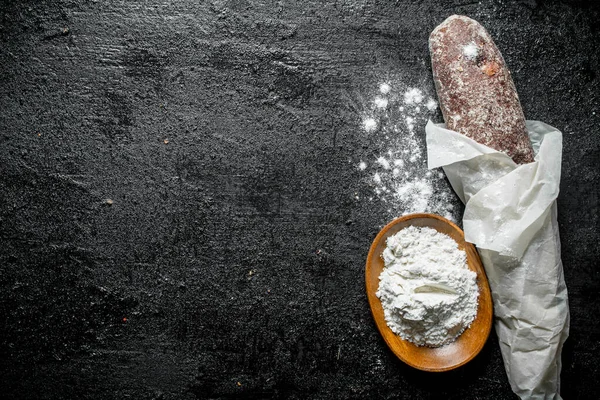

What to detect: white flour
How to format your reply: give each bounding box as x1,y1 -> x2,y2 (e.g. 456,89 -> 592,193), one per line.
354,82 -> 458,220
379,83 -> 391,94
376,226 -> 479,347
363,117 -> 378,132
463,42 -> 479,60
404,88 -> 424,104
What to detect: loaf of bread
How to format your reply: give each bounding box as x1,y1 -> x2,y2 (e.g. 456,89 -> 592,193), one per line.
429,15 -> 534,164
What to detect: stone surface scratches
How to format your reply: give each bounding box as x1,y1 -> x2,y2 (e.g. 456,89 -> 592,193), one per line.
1,1 -> 598,399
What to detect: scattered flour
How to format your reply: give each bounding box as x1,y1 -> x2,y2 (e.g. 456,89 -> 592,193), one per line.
463,42 -> 479,60
376,156 -> 391,169
373,173 -> 382,184
374,97 -> 389,109
376,226 -> 479,347
393,179 -> 433,213
426,98 -> 438,111
404,88 -> 424,105
363,118 -> 378,132
356,82 -> 457,220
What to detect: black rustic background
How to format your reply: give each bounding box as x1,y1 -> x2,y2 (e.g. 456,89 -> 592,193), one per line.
1,0 -> 598,399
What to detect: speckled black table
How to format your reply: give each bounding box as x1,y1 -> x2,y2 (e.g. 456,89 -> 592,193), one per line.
1,1 -> 598,399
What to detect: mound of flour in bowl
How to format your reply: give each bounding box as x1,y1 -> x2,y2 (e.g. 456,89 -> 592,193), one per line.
376,226 -> 479,347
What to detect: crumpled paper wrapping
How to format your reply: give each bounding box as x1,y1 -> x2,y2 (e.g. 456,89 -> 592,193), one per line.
426,120 -> 570,399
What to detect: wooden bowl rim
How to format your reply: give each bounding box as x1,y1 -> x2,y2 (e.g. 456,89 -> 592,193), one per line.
365,213 -> 493,372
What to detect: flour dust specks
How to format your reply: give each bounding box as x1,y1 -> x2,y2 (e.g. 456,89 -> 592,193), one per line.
374,97 -> 389,109
379,83 -> 391,94
355,82 -> 457,220
363,118 -> 378,132
426,98 -> 438,111
404,88 -> 424,105
463,42 -> 479,60
376,156 -> 391,169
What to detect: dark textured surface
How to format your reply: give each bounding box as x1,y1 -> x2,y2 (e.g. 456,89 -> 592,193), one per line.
0,0 -> 598,399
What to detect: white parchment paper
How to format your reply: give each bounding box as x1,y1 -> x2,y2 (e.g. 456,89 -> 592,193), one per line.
426,120 -> 570,400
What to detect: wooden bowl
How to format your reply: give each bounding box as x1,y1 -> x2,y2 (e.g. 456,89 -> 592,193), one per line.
365,213 -> 493,372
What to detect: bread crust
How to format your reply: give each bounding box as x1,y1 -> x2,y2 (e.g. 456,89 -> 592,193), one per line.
429,15 -> 534,164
